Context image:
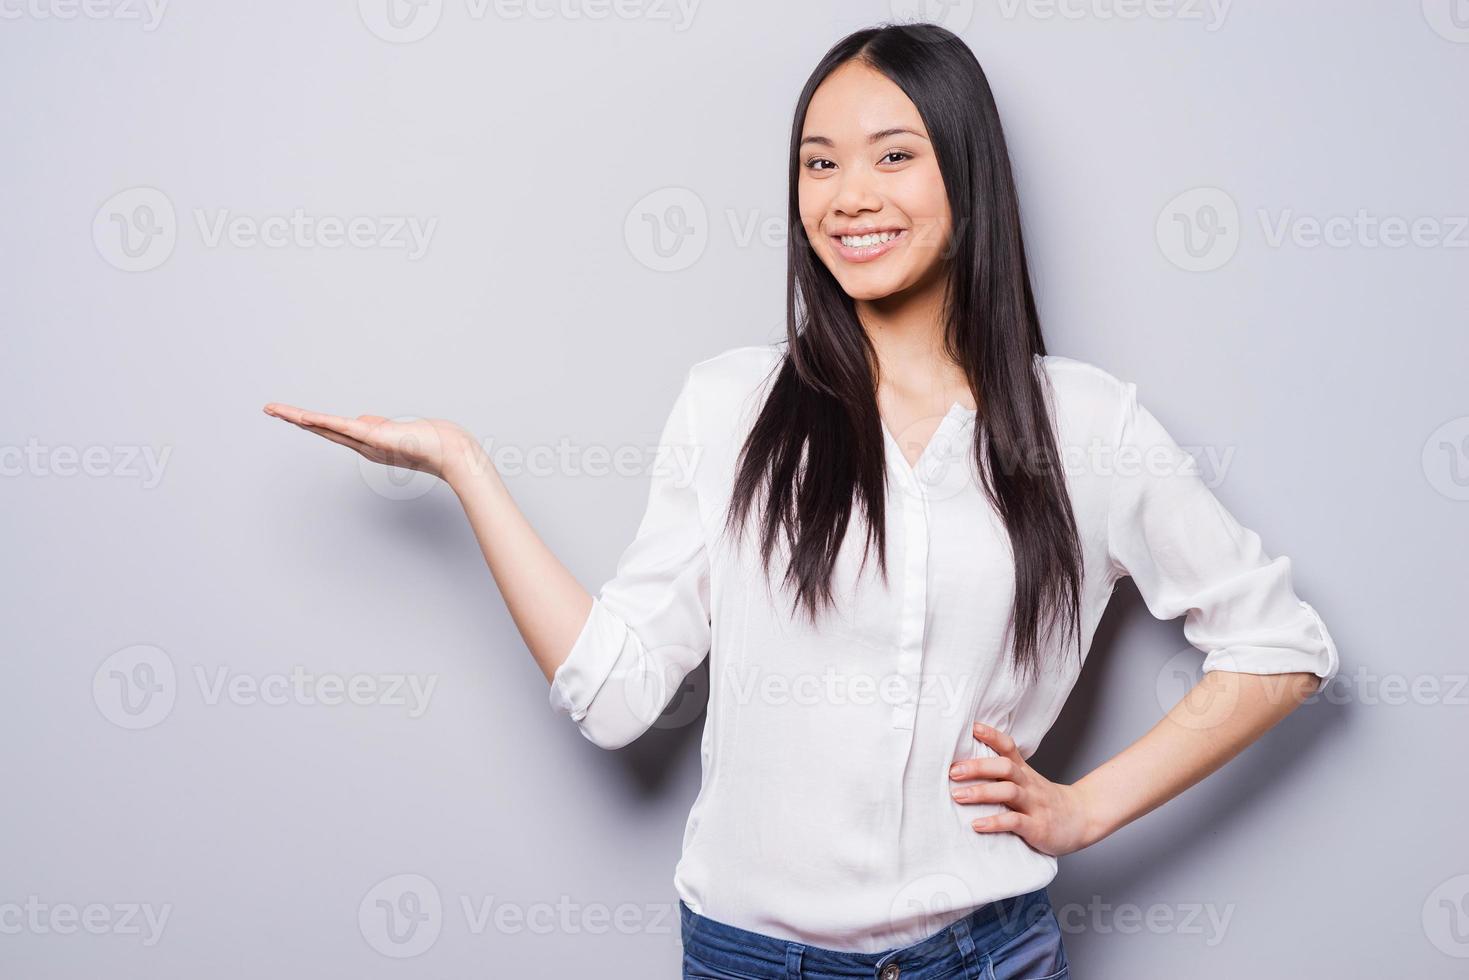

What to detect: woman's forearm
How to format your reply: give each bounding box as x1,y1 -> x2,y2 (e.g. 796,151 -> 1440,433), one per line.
443,439 -> 592,685
1071,669 -> 1321,848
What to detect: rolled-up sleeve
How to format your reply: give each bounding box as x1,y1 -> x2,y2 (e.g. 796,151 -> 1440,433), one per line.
1105,380 -> 1339,690
548,368 -> 713,749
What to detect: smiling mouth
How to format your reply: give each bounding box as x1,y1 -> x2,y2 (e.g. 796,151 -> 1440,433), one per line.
829,228 -> 908,263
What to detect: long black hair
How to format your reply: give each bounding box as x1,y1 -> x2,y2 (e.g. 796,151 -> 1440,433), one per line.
721,21 -> 1082,686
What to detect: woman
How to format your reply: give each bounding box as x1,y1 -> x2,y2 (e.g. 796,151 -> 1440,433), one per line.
263,22 -> 1338,980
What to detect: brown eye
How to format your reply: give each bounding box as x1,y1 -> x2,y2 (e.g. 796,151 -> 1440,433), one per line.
805,158 -> 835,171
881,151 -> 913,164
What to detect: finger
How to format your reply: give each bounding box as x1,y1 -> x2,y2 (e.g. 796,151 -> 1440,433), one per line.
972,721 -> 1023,762
971,808 -> 1029,835
296,421 -> 376,456
357,415 -> 389,425
949,755 -> 1019,784
950,779 -> 1020,806
264,403 -> 316,425
298,411 -> 375,442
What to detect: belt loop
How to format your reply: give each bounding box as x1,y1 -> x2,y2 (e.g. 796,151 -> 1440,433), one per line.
785,941 -> 805,979
950,913 -> 983,976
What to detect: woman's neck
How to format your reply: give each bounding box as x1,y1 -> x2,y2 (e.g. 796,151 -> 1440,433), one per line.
856,275 -> 974,410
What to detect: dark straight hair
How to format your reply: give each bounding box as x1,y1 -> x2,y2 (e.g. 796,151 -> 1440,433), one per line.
720,21 -> 1083,685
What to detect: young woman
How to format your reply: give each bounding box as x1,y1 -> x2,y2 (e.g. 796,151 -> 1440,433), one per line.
264,22 -> 1338,980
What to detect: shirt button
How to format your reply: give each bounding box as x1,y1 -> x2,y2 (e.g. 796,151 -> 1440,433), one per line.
879,963 -> 900,980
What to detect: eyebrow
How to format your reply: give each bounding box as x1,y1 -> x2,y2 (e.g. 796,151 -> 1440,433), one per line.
798,127 -> 929,149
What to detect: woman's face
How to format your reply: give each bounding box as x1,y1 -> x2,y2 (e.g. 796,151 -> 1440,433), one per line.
797,60 -> 953,303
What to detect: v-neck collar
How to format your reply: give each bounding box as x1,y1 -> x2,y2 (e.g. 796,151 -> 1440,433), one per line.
879,401 -> 978,480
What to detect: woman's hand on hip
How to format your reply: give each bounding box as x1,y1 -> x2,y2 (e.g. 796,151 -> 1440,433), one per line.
949,722 -> 1096,857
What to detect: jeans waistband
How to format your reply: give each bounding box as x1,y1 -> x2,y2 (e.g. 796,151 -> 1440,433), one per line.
679,886 -> 1054,979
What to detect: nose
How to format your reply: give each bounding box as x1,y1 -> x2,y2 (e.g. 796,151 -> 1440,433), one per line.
830,166 -> 882,218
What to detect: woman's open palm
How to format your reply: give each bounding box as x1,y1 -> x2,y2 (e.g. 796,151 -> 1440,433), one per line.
263,403 -> 477,482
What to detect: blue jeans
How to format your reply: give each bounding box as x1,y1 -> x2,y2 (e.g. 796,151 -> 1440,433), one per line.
680,886 -> 1069,979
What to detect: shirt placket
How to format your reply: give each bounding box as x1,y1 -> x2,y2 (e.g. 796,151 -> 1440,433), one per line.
889,463 -> 931,732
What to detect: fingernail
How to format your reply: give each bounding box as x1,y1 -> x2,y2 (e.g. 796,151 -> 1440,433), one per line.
951,788 -> 965,801
949,765 -> 962,779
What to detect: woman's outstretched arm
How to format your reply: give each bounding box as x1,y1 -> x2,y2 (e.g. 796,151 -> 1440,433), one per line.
260,404 -> 588,684
442,442 -> 592,685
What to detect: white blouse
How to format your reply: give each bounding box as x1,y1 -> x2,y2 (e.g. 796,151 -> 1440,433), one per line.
548,343 -> 1339,953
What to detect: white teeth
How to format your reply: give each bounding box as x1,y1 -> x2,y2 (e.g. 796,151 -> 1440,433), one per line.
839,230 -> 901,248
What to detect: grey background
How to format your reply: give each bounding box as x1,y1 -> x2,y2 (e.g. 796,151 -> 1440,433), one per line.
3,1 -> 1466,976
